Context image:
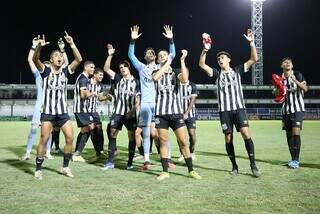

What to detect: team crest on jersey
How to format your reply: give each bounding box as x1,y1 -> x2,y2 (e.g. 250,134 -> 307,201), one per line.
154,118 -> 160,125
221,123 -> 228,130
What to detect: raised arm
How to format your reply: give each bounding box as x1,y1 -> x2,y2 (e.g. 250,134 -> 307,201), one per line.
179,49 -> 189,83
103,44 -> 116,79
64,31 -> 82,72
34,34 -> 50,71
58,38 -> 69,66
199,49 -> 214,77
128,25 -> 144,70
28,36 -> 40,73
163,25 -> 176,59
244,29 -> 258,70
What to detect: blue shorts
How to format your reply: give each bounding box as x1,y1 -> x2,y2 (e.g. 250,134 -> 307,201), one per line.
138,102 -> 155,127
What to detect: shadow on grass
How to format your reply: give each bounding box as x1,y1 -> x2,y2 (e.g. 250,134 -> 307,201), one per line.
0,159 -> 60,175
197,150 -> 320,169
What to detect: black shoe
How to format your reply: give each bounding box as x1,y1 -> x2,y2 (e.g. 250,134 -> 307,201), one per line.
250,164 -> 261,177
230,165 -> 238,176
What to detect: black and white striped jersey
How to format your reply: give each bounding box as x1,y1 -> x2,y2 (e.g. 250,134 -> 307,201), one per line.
87,79 -> 103,113
153,68 -> 183,116
282,70 -> 305,114
210,64 -> 247,112
73,73 -> 90,113
40,65 -> 71,115
178,81 -> 198,118
112,73 -> 140,115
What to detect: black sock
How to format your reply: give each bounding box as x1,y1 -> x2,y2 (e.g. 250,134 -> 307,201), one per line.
63,153 -> 71,167
75,132 -> 82,152
149,136 -> 153,153
127,140 -> 136,166
244,138 -> 256,166
189,139 -> 195,154
184,157 -> 194,172
155,143 -> 160,155
225,142 -> 237,169
75,132 -> 89,155
138,145 -> 144,156
53,130 -> 60,150
161,158 -> 169,172
286,133 -> 294,160
293,135 -> 301,161
36,157 -> 44,171
97,129 -> 104,152
90,128 -> 100,155
107,138 -> 117,163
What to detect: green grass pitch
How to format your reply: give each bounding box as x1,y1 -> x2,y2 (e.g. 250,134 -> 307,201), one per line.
0,120 -> 319,213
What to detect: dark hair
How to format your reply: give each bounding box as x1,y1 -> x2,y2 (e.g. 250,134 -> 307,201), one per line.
118,60 -> 131,70
216,51 -> 231,59
157,49 -> 168,56
281,57 -> 293,64
144,47 -> 155,56
50,50 -> 62,58
94,68 -> 104,74
84,60 -> 95,68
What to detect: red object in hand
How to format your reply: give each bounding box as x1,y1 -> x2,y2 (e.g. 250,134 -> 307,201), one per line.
271,74 -> 287,103
202,33 -> 213,50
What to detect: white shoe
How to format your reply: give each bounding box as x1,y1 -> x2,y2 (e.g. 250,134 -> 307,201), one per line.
177,155 -> 184,162
72,155 -> 86,162
60,167 -> 74,178
34,170 -> 43,180
21,152 -> 31,161
46,153 -> 54,160
191,153 -> 196,161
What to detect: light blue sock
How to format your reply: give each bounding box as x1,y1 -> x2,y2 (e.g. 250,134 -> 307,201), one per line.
142,126 -> 151,162
26,124 -> 38,153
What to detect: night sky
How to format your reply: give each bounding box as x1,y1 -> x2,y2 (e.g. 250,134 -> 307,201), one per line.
3,0 -> 320,84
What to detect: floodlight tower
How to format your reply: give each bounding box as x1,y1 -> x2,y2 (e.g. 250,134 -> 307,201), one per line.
251,0 -> 265,85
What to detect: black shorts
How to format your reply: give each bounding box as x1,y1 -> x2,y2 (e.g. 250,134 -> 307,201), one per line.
91,112 -> 102,124
154,114 -> 186,131
109,114 -> 137,131
74,112 -> 94,127
282,112 -> 304,131
40,113 -> 70,128
219,109 -> 249,134
185,117 -> 196,129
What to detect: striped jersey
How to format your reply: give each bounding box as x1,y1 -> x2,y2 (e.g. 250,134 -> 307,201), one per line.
178,81 -> 198,118
73,73 -> 90,113
153,68 -> 183,116
40,65 -> 71,115
87,79 -> 103,113
210,64 -> 247,112
112,73 -> 140,115
282,70 -> 305,114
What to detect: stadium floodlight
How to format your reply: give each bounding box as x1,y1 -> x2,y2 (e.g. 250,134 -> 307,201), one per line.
251,0 -> 264,85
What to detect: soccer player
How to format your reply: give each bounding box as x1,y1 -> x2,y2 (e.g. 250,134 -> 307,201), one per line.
102,44 -> 140,170
128,25 -> 176,170
33,32 -> 82,179
152,49 -> 201,180
199,29 -> 261,177
280,57 -> 308,169
72,60 -> 97,162
22,36 -> 68,161
177,81 -> 198,162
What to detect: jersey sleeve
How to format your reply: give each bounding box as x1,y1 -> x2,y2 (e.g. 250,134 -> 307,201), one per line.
209,67 -> 220,81
113,73 -> 122,84
234,64 -> 246,75
40,66 -> 51,78
79,76 -> 88,89
128,42 -> 144,72
190,82 -> 199,97
295,71 -> 306,83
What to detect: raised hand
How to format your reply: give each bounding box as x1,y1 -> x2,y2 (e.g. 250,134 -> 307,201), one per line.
202,33 -> 212,51
130,25 -> 142,40
162,25 -> 173,40
180,49 -> 188,61
58,38 -> 65,51
39,34 -> 50,47
243,29 -> 254,43
64,31 -> 74,44
32,35 -> 40,48
107,44 -> 115,56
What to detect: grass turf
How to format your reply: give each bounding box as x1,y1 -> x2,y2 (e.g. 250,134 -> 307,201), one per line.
0,120 -> 319,213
